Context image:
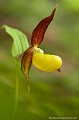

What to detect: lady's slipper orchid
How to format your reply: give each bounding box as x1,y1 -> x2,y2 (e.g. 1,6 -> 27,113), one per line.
21,5 -> 62,80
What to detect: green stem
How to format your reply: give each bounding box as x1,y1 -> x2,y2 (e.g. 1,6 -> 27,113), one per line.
12,60 -> 20,118
15,61 -> 19,109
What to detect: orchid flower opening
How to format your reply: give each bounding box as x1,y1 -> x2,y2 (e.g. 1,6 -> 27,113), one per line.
21,5 -> 62,80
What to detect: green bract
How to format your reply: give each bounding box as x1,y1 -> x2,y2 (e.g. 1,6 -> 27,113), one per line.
2,25 -> 29,57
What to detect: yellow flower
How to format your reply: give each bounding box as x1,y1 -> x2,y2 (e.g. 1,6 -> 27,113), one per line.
21,5 -> 62,80
33,48 -> 62,72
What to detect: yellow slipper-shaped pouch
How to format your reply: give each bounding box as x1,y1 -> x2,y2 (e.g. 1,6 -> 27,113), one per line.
33,49 -> 62,72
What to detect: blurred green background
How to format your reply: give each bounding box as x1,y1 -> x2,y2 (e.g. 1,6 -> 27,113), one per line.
0,0 -> 79,120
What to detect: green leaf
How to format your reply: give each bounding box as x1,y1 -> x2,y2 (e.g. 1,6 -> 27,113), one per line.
2,25 -> 29,57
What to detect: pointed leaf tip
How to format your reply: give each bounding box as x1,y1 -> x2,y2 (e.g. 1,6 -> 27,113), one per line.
56,4 -> 58,8
31,6 -> 57,47
2,25 -> 29,58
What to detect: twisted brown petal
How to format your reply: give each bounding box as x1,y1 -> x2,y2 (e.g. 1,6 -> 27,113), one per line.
21,47 -> 33,80
31,6 -> 57,47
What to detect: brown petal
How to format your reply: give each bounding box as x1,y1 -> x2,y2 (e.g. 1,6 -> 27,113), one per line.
31,5 -> 57,47
57,68 -> 61,72
21,47 -> 33,80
